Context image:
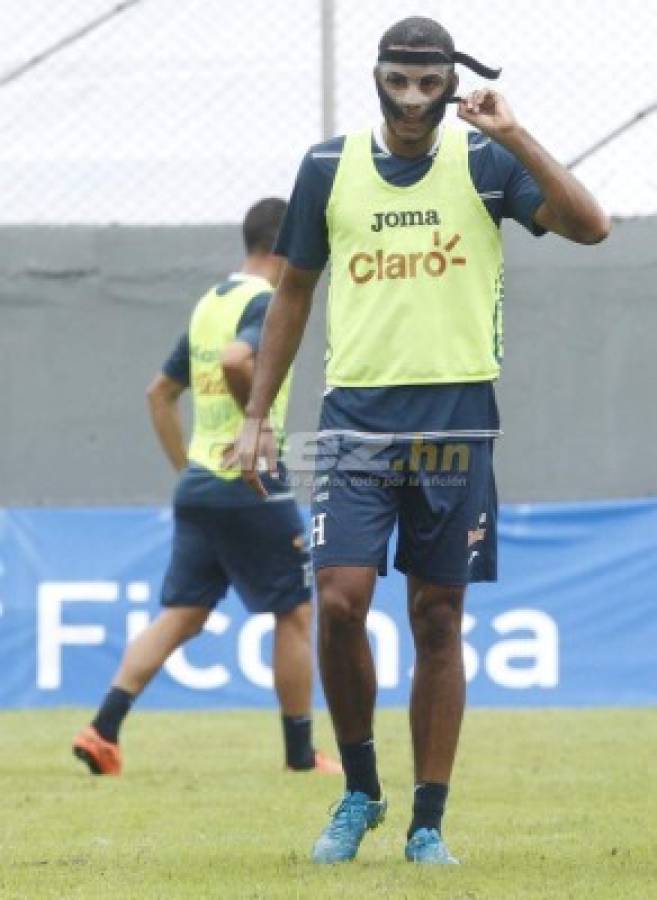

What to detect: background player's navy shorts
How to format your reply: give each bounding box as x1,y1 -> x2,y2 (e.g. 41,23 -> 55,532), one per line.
161,497 -> 311,614
310,437 -> 497,585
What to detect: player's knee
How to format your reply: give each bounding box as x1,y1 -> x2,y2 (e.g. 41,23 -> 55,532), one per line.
410,585 -> 464,655
319,583 -> 366,629
275,601 -> 312,637
177,607 -> 210,640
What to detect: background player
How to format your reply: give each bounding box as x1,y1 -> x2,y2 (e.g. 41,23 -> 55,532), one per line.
229,19 -> 610,864
73,197 -> 340,778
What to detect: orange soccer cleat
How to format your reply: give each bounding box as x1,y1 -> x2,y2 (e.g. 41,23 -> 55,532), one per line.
72,725 -> 123,776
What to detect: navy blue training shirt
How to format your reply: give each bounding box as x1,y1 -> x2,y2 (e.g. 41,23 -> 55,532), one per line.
275,129 -> 546,436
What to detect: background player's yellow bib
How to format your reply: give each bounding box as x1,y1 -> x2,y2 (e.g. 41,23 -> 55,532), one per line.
187,276 -> 290,479
325,126 -> 504,386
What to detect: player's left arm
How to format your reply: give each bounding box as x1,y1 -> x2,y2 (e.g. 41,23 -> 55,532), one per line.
221,340 -> 255,410
458,89 -> 611,244
148,332 -> 191,472
147,373 -> 188,472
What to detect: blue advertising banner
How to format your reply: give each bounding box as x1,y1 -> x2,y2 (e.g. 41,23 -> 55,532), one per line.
0,500 -> 655,709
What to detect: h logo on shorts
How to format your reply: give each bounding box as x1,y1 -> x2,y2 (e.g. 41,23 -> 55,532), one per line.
311,513 -> 327,548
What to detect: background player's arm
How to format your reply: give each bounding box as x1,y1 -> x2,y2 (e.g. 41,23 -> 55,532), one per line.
246,263 -> 320,420
221,340 -> 255,410
229,264 -> 320,494
458,90 -> 611,244
146,373 -> 188,472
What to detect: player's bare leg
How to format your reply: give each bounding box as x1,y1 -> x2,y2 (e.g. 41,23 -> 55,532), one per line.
317,566 -> 378,748
405,576 -> 465,863
274,601 -> 341,774
273,602 -> 313,716
312,565 -> 386,863
114,606 -> 210,694
73,606 -> 208,774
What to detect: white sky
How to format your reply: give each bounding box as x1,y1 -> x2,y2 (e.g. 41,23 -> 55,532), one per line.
0,0 -> 655,222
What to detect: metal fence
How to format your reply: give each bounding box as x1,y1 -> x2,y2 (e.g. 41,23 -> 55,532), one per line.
1,0 -> 655,222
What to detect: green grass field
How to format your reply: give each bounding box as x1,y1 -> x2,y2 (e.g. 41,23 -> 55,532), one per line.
1,708 -> 655,899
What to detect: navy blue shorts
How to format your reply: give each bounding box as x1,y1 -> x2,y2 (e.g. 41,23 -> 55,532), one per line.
310,437 -> 497,585
161,497 -> 311,614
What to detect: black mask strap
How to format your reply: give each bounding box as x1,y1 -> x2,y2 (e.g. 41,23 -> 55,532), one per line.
452,51 -> 501,80
378,47 -> 501,80
378,49 -> 452,66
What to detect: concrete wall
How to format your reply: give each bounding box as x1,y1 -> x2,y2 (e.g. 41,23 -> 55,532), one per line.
1,218 -> 655,506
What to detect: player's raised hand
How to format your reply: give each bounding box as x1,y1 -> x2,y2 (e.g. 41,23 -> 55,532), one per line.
457,89 -> 517,138
223,416 -> 278,498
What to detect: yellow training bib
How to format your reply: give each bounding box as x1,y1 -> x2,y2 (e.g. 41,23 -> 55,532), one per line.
187,276 -> 290,479
325,126 -> 504,386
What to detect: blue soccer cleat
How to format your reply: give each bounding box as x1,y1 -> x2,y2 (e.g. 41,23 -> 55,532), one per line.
312,791 -> 387,863
405,828 -> 460,865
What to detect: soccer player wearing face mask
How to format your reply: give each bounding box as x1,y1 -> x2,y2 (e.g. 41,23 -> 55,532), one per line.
229,17 -> 610,864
